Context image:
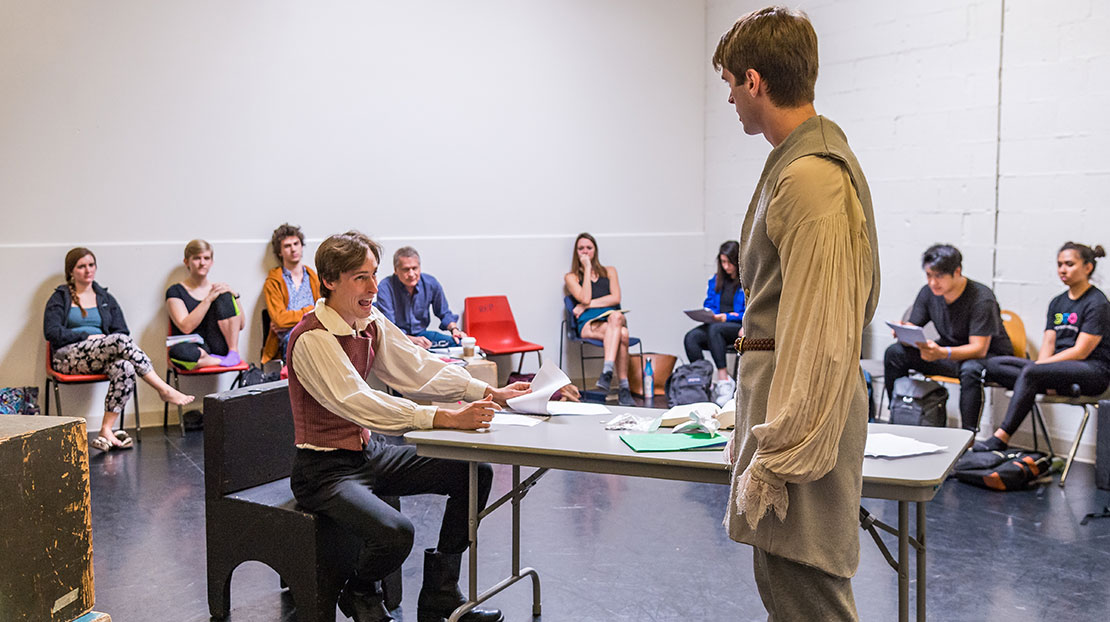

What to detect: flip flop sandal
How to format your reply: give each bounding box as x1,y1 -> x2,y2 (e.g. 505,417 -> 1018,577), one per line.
114,430 -> 134,449
91,436 -> 113,452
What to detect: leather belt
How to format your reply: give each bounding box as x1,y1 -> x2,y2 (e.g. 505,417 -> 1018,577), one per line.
734,336 -> 775,354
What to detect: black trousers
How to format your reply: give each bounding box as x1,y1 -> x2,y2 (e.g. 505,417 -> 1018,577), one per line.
883,342 -> 990,431
290,437 -> 492,585
684,321 -> 743,370
983,355 -> 1110,436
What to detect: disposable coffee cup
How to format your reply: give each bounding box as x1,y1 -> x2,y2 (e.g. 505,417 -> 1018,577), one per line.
462,337 -> 477,358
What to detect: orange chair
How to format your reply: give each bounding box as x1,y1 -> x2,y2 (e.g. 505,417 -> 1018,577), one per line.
163,327 -> 248,435
463,296 -> 543,373
44,342 -> 137,438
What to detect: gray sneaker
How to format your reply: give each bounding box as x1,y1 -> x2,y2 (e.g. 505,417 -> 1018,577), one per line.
712,378 -> 736,407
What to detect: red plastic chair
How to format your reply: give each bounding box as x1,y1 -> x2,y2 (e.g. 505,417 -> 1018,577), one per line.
164,325 -> 248,435
463,296 -> 543,373
44,342 -> 137,438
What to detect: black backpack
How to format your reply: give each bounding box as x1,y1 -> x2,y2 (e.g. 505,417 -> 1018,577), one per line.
665,360 -> 715,407
889,376 -> 948,427
952,449 -> 1053,491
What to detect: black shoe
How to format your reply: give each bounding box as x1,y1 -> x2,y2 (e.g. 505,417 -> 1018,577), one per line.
971,436 -> 1008,453
618,387 -> 634,406
417,549 -> 504,622
338,582 -> 394,622
596,370 -> 613,392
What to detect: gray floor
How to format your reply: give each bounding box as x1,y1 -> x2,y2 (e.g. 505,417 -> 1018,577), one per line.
89,427 -> 1110,621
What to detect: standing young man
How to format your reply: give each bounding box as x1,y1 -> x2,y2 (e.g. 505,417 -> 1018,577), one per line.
262,223 -> 321,363
374,246 -> 467,349
713,8 -> 880,620
288,231 -> 527,622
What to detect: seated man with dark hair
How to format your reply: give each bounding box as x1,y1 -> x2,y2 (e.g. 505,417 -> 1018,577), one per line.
373,246 -> 467,350
288,230 -> 528,622
883,243 -> 1012,431
262,222 -> 320,363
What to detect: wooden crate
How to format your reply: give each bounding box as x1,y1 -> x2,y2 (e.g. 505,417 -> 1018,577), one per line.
0,416 -> 94,621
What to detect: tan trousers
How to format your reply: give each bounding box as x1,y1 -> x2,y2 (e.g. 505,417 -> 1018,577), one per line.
752,547 -> 858,622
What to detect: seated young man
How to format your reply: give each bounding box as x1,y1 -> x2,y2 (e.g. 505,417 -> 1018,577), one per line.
883,244 -> 1012,431
288,231 -> 530,622
261,223 -> 320,363
373,246 -> 467,349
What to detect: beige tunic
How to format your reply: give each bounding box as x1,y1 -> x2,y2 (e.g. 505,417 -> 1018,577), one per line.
725,116 -> 880,578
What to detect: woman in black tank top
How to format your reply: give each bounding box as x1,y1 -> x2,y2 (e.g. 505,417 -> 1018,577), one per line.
563,233 -> 634,406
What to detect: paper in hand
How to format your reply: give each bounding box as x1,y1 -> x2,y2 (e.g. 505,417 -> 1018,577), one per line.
885,321 -> 928,347
506,360 -> 610,415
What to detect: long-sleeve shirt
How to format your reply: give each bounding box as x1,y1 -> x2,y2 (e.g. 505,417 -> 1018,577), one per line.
703,274 -> 745,323
373,273 -> 459,335
290,299 -> 489,444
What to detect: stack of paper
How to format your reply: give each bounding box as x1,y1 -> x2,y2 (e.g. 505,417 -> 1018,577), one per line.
506,360 -> 611,416
864,432 -> 946,458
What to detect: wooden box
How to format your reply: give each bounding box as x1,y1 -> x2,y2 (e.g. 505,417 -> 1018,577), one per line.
0,416 -> 93,621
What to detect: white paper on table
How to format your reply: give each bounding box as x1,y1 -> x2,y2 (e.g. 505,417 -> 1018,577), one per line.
885,321 -> 928,347
865,432 -> 947,458
491,413 -> 544,427
547,401 -> 611,415
506,359 -> 610,415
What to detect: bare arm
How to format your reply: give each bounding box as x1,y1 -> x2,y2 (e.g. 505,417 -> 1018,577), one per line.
1040,331 -> 1100,364
918,335 -> 991,362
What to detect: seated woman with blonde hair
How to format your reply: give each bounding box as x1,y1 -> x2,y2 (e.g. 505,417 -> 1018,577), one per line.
564,232 -> 635,406
166,239 -> 245,369
44,247 -> 194,451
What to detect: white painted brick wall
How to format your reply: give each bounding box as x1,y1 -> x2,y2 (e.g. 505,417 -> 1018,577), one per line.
706,0 -> 1110,462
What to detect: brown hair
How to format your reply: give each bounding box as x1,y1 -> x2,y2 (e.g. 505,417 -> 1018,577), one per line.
315,231 -> 383,299
711,6 -> 819,108
569,232 -> 608,281
64,247 -> 96,318
270,223 -> 305,263
184,239 -> 213,260
1060,241 -> 1107,276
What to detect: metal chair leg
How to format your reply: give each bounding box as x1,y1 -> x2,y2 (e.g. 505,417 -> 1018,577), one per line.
1060,404 -> 1094,487
52,380 -> 63,417
163,369 -> 172,431
44,379 -> 53,416
174,371 -> 186,436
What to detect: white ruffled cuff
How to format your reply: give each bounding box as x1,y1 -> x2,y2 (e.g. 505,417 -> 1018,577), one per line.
734,461 -> 789,530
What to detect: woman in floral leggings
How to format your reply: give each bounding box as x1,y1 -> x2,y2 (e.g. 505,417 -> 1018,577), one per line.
44,247 -> 194,451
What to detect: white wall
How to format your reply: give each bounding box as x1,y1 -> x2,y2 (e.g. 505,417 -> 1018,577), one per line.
0,1 -> 708,427
706,0 -> 1110,461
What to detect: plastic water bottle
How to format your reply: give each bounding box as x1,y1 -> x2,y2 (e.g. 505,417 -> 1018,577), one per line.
644,359 -> 655,407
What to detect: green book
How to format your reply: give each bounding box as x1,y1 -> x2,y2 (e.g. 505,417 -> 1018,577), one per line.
619,432 -> 727,452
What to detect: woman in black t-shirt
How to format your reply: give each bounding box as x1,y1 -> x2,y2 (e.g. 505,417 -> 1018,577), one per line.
975,242 -> 1110,452
166,239 -> 245,369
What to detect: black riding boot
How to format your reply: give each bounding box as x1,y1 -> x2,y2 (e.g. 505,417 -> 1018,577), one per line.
338,579 -> 394,622
417,549 -> 504,622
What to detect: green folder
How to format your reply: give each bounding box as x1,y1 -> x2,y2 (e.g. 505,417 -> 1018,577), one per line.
619,432 -> 727,452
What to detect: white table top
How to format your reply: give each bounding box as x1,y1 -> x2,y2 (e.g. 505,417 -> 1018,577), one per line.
405,406 -> 972,503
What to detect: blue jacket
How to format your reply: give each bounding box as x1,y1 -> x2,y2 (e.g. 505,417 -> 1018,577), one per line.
373,273 -> 459,335
703,275 -> 745,323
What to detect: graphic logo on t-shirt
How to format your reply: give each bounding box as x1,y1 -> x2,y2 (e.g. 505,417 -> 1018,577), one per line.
1054,312 -> 1079,326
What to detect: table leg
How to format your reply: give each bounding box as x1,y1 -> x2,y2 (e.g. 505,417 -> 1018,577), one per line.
916,502 -> 926,622
898,500 -> 908,622
468,462 -> 479,601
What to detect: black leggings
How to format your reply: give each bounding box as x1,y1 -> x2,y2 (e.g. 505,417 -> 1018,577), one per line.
684,322 -> 742,370
290,437 -> 492,587
983,356 -> 1110,436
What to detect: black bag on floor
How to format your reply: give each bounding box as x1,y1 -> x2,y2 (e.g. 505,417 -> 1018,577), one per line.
1097,399 -> 1110,491
889,376 -> 948,426
953,449 -> 1053,491
665,360 -> 714,407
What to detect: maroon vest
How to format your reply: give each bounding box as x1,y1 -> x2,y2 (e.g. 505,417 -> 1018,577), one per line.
287,311 -> 377,451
